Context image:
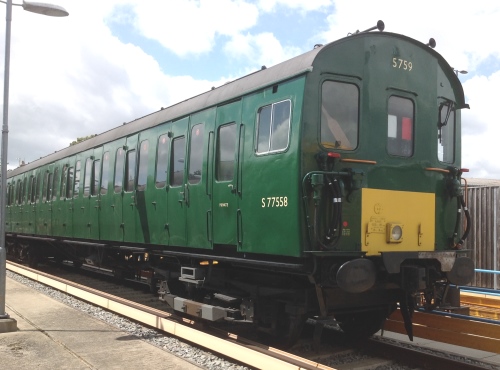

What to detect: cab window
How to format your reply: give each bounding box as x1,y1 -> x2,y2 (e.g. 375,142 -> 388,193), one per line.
438,105 -> 455,163
321,81 -> 358,150
387,96 -> 414,157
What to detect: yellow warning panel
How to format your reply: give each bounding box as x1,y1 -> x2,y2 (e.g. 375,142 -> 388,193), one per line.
361,188 -> 435,255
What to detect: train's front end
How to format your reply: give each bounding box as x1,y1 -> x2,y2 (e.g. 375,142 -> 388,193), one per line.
301,23 -> 474,338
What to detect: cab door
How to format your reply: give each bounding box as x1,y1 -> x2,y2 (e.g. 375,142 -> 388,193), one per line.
212,101 -> 242,246
166,117 -> 188,247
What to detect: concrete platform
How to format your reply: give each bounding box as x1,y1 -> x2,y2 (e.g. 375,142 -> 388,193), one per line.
0,277 -> 200,369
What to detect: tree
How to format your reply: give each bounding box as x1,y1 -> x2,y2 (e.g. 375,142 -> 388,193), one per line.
70,134 -> 97,146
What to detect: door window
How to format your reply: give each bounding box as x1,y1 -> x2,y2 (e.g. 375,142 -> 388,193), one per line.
125,150 -> 136,192
100,152 -> 110,195
92,159 -> 101,196
73,161 -> 81,198
155,134 -> 169,188
137,141 -> 149,191
83,158 -> 92,197
217,123 -> 236,181
188,123 -> 204,184
52,167 -> 59,201
114,148 -> 125,193
170,137 -> 185,187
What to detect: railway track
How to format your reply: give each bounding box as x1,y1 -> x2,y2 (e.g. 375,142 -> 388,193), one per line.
6,260 -> 500,369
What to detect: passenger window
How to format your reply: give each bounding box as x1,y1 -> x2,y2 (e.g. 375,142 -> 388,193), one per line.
217,123 -> 236,181
92,159 -> 101,196
155,135 -> 169,188
137,141 -> 149,191
256,100 -> 291,154
438,106 -> 455,163
114,148 -> 125,193
100,152 -> 110,195
188,123 -> 204,184
52,167 -> 59,201
73,161 -> 81,198
125,150 -> 136,192
321,81 -> 359,150
387,96 -> 414,157
170,137 -> 185,187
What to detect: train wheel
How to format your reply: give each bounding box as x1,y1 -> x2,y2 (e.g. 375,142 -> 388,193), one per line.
335,309 -> 387,338
28,248 -> 39,269
279,313 -> 307,348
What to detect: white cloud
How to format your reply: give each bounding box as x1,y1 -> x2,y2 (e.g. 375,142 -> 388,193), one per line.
130,0 -> 259,57
224,32 -> 302,68
258,0 -> 332,12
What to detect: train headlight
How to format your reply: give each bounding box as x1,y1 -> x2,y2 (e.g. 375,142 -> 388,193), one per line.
387,223 -> 403,243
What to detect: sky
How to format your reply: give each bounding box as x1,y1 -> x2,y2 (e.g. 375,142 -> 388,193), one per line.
1,0 -> 499,179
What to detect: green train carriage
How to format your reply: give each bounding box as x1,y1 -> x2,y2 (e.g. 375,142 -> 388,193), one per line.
5,23 -> 474,342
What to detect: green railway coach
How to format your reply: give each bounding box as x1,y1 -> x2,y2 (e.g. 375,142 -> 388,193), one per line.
5,22 -> 474,343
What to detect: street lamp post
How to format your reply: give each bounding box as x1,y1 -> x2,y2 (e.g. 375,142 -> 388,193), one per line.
0,0 -> 68,332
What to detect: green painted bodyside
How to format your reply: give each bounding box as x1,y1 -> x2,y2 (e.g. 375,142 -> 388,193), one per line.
6,32 -> 465,258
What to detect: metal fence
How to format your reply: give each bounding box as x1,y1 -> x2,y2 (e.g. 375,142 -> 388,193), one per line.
462,179 -> 500,289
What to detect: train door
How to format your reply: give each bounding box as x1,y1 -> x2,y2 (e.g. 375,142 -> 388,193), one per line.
87,147 -> 103,240
148,128 -> 169,245
212,101 -> 242,246
60,159 -> 75,237
72,151 -> 92,239
38,164 -> 54,235
186,110 -> 215,249
6,180 -> 13,233
20,176 -> 28,233
166,117 -> 189,247
122,135 -> 139,243
51,163 -> 63,236
100,139 -> 126,242
26,171 -> 37,234
13,178 -> 23,233
132,136 -> 152,244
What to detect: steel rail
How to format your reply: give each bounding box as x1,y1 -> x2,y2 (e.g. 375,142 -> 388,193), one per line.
6,261 -> 334,370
